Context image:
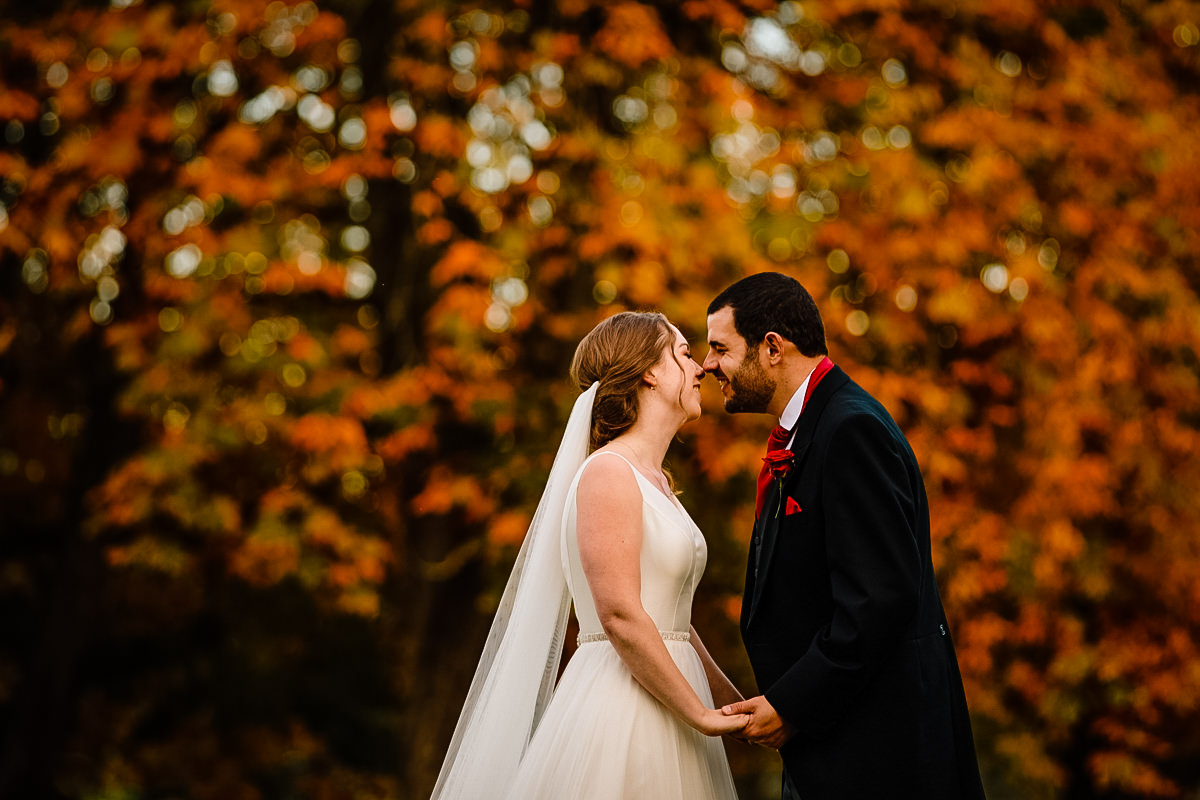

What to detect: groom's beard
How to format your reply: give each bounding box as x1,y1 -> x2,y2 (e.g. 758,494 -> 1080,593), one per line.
723,351 -> 775,413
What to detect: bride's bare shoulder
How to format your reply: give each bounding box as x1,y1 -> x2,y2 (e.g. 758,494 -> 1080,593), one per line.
576,451 -> 643,536
577,450 -> 639,499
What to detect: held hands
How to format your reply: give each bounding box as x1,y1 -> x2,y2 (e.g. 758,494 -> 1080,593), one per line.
721,695 -> 796,749
696,707 -> 751,737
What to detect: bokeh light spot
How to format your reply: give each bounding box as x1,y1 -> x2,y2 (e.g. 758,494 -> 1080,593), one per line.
342,470 -> 367,498
996,51 -> 1022,77
207,60 -> 239,97
165,244 -> 202,278
593,280 -> 617,304
620,201 -> 643,226
756,235 -> 786,261
981,263 -> 1009,293
887,125 -> 912,149
536,171 -> 560,194
1038,239 -> 1060,271
1174,22 -> 1199,47
341,225 -> 370,252
90,299 -> 113,325
159,307 -> 182,332
264,392 -> 287,415
390,95 -> 417,131
845,310 -> 870,336
245,421 -> 268,445
46,62 -> 69,88
527,196 -> 553,227
338,117 -> 367,150
882,59 -> 907,87
344,258 -> 376,299
282,364 -> 307,387
827,249 -> 850,274
484,303 -> 512,332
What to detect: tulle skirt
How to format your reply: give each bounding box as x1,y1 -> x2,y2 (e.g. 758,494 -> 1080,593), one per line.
503,638 -> 739,800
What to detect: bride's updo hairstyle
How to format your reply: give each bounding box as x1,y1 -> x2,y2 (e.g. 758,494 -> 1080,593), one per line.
570,311 -> 675,453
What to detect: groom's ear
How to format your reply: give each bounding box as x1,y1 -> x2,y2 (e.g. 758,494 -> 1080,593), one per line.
763,332 -> 786,364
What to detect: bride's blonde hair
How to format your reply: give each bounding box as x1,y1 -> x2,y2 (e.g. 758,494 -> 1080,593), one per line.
570,311 -> 675,453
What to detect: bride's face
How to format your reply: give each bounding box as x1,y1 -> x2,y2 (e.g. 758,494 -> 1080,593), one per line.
651,325 -> 705,422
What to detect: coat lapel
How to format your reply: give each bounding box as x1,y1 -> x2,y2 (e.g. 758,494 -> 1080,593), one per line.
746,366 -> 850,627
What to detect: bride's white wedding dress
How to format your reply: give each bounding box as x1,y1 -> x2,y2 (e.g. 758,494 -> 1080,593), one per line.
502,451 -> 739,800
432,384 -> 737,800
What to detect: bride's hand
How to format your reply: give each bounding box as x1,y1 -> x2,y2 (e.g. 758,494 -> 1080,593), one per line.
696,707 -> 750,737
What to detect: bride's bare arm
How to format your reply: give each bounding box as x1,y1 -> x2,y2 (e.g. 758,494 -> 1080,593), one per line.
576,456 -> 747,737
688,626 -> 745,710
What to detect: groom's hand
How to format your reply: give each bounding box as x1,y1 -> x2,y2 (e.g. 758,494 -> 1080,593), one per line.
721,695 -> 796,749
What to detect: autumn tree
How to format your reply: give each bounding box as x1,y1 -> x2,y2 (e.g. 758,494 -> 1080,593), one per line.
1,1 -> 1198,798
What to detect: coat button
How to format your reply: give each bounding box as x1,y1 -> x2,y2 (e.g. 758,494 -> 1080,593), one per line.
940,624 -> 947,636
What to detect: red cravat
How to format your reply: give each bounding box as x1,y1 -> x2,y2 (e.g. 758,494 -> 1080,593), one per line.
754,425 -> 791,518
754,358 -> 834,519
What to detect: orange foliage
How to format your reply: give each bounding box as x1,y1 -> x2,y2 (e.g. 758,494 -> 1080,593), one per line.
593,4 -> 673,68
289,414 -> 367,471
486,511 -> 531,548
412,115 -> 464,159
3,1 -> 1200,798
230,533 -> 300,587
417,217 -> 453,245
375,426 -> 436,463
429,239 -> 505,286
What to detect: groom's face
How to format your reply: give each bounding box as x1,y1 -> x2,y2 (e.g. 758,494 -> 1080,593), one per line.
704,306 -> 776,414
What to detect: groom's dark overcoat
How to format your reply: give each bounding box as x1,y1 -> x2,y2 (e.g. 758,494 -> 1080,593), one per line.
742,366 -> 986,800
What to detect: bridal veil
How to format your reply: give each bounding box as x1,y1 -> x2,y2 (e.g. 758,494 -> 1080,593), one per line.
430,382 -> 598,799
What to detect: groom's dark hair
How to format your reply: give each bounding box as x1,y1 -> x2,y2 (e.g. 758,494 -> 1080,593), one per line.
708,272 -> 827,357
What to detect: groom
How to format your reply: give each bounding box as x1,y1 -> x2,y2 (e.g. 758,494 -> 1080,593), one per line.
706,273 -> 986,800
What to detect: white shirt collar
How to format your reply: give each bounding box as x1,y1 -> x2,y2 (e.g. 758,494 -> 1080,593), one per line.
778,363 -> 819,432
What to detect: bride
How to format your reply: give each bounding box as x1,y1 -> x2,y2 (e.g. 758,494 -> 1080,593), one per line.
433,311 -> 746,799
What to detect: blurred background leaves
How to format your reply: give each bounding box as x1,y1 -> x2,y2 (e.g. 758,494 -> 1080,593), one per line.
1,0 -> 1198,798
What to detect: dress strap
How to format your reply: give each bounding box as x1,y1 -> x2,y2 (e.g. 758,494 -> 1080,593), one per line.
587,450 -> 675,502
587,449 -> 638,471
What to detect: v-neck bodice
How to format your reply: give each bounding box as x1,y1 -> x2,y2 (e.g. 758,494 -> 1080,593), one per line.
561,451 -> 708,639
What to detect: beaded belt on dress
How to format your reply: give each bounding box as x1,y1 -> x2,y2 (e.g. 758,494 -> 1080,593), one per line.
577,630 -> 690,645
